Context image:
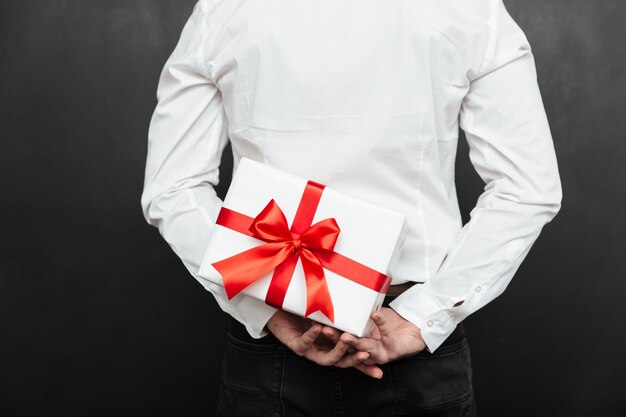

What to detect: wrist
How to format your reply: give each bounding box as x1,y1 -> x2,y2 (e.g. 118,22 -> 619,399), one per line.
265,309 -> 282,333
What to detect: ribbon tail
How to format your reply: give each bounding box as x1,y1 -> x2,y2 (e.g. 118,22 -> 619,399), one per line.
265,252 -> 299,310
211,242 -> 294,299
315,251 -> 392,293
300,249 -> 335,322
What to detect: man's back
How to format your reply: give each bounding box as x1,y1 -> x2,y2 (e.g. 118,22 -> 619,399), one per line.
172,0 -> 498,283
143,0 -> 561,354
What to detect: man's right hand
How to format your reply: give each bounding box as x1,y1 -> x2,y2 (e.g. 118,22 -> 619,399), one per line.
266,310 -> 384,379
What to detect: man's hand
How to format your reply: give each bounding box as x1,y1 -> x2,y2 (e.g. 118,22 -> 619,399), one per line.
323,307 -> 426,372
266,310 -> 383,378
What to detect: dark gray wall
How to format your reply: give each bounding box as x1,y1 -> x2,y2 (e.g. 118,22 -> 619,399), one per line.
1,1 -> 624,416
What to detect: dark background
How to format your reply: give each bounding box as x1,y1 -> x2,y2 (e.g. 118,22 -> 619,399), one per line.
1,0 -> 625,416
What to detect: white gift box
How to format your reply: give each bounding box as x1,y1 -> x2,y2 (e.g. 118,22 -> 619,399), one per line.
198,157 -> 409,337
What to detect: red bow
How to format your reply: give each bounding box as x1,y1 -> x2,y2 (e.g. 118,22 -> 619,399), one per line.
212,198 -> 339,321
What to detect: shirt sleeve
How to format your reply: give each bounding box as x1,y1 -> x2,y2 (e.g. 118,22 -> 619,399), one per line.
140,1 -> 278,339
388,0 -> 563,353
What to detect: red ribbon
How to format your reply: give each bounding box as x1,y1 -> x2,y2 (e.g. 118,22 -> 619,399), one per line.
211,180 -> 392,322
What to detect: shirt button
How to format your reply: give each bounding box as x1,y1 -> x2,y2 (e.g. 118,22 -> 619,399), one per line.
426,320 -> 434,327
475,286 -> 481,293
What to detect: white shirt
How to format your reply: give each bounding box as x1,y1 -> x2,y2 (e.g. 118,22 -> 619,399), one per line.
141,0 -> 562,353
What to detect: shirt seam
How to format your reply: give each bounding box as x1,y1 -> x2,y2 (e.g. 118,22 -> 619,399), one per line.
443,112 -> 485,283
476,0 -> 500,78
414,146 -> 431,280
194,2 -> 217,83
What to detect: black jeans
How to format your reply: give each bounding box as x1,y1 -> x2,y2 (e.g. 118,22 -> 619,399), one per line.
216,294 -> 476,417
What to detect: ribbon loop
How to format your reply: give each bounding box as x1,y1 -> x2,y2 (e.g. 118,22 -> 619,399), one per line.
247,199 -> 292,242
300,218 -> 340,252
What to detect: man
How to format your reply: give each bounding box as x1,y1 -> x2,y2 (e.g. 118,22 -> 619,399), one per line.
141,0 -> 562,415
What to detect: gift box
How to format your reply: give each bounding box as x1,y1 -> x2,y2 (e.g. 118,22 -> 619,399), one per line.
198,157 -> 409,337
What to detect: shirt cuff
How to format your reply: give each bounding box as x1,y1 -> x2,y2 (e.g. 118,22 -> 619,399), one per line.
235,294 -> 279,339
388,285 -> 457,353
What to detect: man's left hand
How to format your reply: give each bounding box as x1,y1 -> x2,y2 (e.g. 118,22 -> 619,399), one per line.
322,307 -> 427,368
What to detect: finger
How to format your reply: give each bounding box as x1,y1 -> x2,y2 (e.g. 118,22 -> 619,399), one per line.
308,340 -> 349,366
362,357 -> 380,365
340,333 -> 381,355
322,326 -> 356,353
368,325 -> 382,341
334,350 -> 370,368
342,333 -> 389,363
321,326 -> 342,342
314,332 -> 336,348
353,362 -> 384,379
292,323 -> 322,354
371,311 -> 392,340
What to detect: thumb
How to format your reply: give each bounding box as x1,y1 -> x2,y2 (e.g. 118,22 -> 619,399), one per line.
371,311 -> 392,340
